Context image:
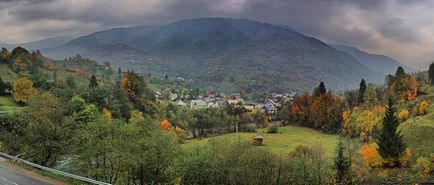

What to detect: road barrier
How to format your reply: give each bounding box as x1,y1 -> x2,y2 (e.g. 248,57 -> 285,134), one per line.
0,151 -> 112,185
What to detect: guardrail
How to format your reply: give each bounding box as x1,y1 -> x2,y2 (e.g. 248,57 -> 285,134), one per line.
0,151 -> 112,185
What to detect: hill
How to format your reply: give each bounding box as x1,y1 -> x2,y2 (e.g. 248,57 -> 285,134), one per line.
1,36 -> 73,51
331,44 -> 412,75
45,18 -> 384,93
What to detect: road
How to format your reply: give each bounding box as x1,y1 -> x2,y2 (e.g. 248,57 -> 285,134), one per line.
0,158 -> 68,185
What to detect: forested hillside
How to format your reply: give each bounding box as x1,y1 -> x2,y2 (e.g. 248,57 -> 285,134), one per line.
46,18 -> 385,93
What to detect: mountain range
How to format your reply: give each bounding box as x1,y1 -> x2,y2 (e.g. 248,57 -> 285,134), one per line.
331,44 -> 412,75
3,18 -> 411,93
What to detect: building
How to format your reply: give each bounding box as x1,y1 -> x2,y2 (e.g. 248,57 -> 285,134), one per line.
190,100 -> 207,109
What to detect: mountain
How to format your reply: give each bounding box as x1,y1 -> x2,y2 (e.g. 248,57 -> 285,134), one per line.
331,44 -> 412,75
45,18 -> 384,93
1,36 -> 73,51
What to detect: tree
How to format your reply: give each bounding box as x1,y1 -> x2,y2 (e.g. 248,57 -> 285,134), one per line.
376,100 -> 406,167
0,77 -> 5,94
12,76 -> 37,104
358,79 -> 367,104
319,81 -> 327,95
22,91 -> 68,167
395,66 -> 406,79
363,84 -> 378,108
429,62 -> 434,85
11,54 -> 31,72
334,139 -> 352,185
89,74 -> 99,88
0,47 -> 10,62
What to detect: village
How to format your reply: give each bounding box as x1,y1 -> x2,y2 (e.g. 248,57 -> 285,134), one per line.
155,89 -> 298,114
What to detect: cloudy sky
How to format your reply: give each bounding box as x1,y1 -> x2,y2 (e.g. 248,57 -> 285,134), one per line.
0,0 -> 433,68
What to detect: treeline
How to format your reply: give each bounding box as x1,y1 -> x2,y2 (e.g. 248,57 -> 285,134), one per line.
277,66 -> 429,135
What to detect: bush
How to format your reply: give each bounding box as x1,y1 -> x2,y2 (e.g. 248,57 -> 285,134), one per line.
415,157 -> 431,179
243,123 -> 257,132
360,145 -> 383,168
398,109 -> 409,123
267,124 -> 279,134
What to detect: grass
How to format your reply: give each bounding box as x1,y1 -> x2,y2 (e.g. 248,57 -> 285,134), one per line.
182,125 -> 350,156
0,96 -> 23,112
400,102 -> 434,158
0,63 -> 18,82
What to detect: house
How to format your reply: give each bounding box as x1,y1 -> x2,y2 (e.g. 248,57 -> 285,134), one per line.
169,93 -> 179,101
207,102 -> 220,109
227,99 -> 244,105
263,99 -> 278,114
176,100 -> 187,106
228,93 -> 242,100
243,105 -> 255,112
190,100 -> 207,109
207,92 -> 216,100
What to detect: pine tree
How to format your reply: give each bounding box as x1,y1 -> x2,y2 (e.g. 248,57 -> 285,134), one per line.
395,66 -> 406,79
318,81 -> 327,95
358,79 -> 367,104
334,139 -> 352,185
117,68 -> 122,81
376,100 -> 406,167
428,62 -> 434,85
89,75 -> 99,88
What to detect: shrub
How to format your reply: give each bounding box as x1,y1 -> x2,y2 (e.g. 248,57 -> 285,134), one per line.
267,124 -> 279,134
419,101 -> 429,115
243,123 -> 257,132
398,109 -> 409,123
399,147 -> 412,167
415,157 -> 431,179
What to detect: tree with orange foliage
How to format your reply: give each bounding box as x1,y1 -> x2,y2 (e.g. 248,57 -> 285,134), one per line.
102,108 -> 112,120
360,145 -> 383,168
291,93 -> 310,123
160,119 -> 172,131
309,92 -> 342,133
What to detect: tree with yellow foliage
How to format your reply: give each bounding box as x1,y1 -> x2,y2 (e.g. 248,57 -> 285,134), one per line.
11,54 -> 31,72
398,109 -> 409,123
102,108 -> 112,120
419,101 -> 429,115
12,76 -> 37,104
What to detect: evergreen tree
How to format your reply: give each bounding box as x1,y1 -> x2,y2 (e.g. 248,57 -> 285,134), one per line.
376,100 -> 406,167
395,66 -> 406,79
334,139 -> 352,185
117,68 -> 122,81
89,75 -> 99,88
429,62 -> 434,85
318,81 -> 327,95
358,79 -> 367,104
0,77 -> 5,94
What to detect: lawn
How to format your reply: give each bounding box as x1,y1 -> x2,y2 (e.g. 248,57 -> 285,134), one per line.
0,96 -> 23,112
182,125 -> 351,156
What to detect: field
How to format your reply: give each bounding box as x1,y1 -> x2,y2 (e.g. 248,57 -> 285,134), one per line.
182,125 -> 352,156
0,96 -> 22,112
400,95 -> 434,158
0,63 -> 18,82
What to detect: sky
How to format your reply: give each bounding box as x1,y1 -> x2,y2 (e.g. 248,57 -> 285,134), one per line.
0,0 -> 433,69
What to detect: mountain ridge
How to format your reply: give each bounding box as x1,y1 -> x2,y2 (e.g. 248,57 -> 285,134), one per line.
44,17 -> 385,93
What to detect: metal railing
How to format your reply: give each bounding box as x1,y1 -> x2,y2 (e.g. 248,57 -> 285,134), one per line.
0,151 -> 112,185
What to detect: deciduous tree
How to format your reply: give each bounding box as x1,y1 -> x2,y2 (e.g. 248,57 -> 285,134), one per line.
12,76 -> 37,104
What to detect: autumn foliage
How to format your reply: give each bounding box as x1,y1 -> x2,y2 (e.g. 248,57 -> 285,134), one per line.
360,145 -> 383,168
12,76 -> 37,104
160,119 -> 172,131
